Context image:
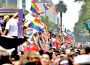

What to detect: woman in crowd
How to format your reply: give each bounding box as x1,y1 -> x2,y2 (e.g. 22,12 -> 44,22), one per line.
40,52 -> 52,65
20,51 -> 41,65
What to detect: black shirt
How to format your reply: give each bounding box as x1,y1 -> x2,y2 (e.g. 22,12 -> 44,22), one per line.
1,21 -> 6,32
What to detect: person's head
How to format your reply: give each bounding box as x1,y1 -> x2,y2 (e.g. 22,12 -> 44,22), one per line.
3,15 -> 9,22
52,50 -> 60,59
80,48 -> 86,55
52,52 -> 58,59
0,53 -> 12,64
85,47 -> 90,54
40,52 -> 52,65
13,12 -> 18,18
20,51 -> 40,64
24,51 -> 40,62
11,54 -> 20,61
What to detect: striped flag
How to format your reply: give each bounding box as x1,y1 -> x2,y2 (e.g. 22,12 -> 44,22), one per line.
24,18 -> 44,31
43,3 -> 52,10
30,1 -> 39,13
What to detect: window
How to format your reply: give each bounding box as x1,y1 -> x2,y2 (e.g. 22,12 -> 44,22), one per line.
22,0 -> 26,9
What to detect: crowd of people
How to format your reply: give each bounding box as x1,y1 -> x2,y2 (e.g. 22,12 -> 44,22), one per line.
0,13 -> 90,65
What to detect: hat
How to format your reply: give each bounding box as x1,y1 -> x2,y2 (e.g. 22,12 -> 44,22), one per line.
3,15 -> 9,20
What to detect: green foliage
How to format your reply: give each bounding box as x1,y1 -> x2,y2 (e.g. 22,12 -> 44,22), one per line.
73,0 -> 90,42
55,1 -> 67,13
55,1 -> 67,34
23,10 -> 29,16
40,16 -> 59,31
84,19 -> 90,33
40,16 -> 49,23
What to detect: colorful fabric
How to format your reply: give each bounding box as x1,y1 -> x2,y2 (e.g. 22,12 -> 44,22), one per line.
30,1 -> 39,13
29,18 -> 44,31
43,3 -> 52,10
32,12 -> 44,17
67,34 -> 72,43
41,35 -> 46,44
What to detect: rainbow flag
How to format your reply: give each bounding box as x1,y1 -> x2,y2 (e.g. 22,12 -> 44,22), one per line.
42,35 -> 46,44
30,1 -> 39,13
43,3 -> 52,10
29,18 -> 44,31
32,12 -> 44,17
67,34 -> 72,43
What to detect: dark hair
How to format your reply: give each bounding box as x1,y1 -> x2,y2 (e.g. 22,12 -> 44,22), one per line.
39,50 -> 44,55
34,33 -> 37,36
11,54 -> 20,61
24,62 -> 36,65
85,47 -> 90,54
0,55 -> 12,64
43,52 -> 52,60
14,54 -> 20,61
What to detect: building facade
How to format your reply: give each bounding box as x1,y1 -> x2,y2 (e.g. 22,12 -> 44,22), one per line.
0,0 -> 17,8
0,0 -> 60,24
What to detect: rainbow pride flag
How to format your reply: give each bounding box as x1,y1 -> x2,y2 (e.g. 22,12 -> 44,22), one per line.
43,3 -> 52,10
29,18 -> 44,31
30,1 -> 39,13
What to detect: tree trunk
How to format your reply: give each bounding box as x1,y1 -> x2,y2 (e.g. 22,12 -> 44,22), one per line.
60,12 -> 62,34
60,11 -> 63,44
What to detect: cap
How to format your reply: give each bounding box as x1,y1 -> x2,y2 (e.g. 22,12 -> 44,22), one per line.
3,15 -> 9,20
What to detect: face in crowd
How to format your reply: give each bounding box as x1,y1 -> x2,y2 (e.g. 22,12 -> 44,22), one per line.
40,52 -> 52,65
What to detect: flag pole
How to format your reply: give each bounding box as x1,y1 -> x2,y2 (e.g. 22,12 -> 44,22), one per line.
45,8 -> 46,18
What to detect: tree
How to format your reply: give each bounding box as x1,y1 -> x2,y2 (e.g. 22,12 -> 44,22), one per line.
74,0 -> 90,42
84,19 -> 90,33
40,16 -> 59,30
55,1 -> 67,33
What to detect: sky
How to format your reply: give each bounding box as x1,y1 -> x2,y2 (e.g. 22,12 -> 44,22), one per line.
52,0 -> 83,32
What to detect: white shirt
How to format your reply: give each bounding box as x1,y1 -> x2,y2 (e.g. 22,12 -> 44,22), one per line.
5,18 -> 18,37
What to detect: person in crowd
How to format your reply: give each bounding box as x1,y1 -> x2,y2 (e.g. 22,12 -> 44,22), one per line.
20,51 -> 41,65
51,51 -> 60,65
11,54 -> 21,65
40,52 -> 52,65
80,48 -> 86,55
84,47 -> 90,54
1,12 -> 26,54
1,15 -> 10,32
2,13 -> 18,36
0,15 -> 15,54
0,51 -> 13,65
65,49 -> 74,65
